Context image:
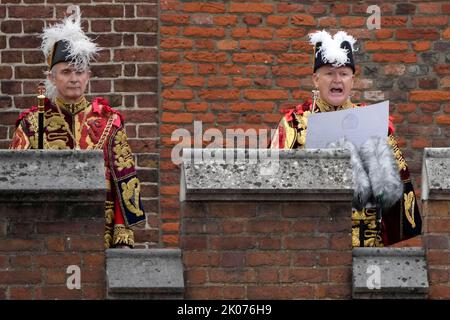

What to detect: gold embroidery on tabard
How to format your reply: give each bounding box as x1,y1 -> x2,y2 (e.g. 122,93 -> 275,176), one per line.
121,177 -> 144,217
114,130 -> 135,171
388,134 -> 407,171
404,191 -> 416,228
113,224 -> 134,246
351,208 -> 383,247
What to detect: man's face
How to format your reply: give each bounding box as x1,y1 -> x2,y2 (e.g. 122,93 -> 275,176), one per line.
49,62 -> 91,102
312,65 -> 355,106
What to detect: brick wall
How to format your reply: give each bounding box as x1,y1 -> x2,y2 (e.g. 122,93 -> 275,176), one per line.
181,201 -> 352,299
423,200 -> 450,299
161,1 -> 450,246
0,1 -> 159,247
0,201 -> 106,299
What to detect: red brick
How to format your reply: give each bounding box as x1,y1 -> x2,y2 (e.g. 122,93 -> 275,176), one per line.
331,4 -> 350,15
272,65 -> 311,76
291,14 -> 315,26
81,268 -> 104,284
375,29 -> 393,39
429,285 -> 450,299
436,116 -> 450,125
183,2 -> 225,13
330,234 -> 352,250
82,285 -> 105,300
186,286 -> 223,299
247,252 -> 290,266
160,26 -> 179,36
9,5 -> 52,18
428,218 -> 450,233
413,41 -> 431,52
217,40 -> 237,51
372,53 -> 417,63
247,285 -> 294,299
67,237 -> 103,252
417,3 -> 440,13
160,38 -> 193,49
427,250 -> 450,265
183,252 -> 220,267
198,89 -> 239,100
161,221 -> 179,232
340,16 -> 365,27
223,286 -> 246,299
232,52 -> 273,63
396,29 -> 439,40
425,235 -> 450,249
0,239 -> 43,251
209,269 -> 256,283
318,16 -> 337,27
244,90 -> 288,100
162,234 -> 179,246
82,253 -> 105,268
443,4 -> 450,14
280,268 -> 327,283
114,20 -> 156,33
160,14 -> 189,25
198,64 -> 216,74
246,65 -> 270,76
412,16 -> 448,26
36,286 -> 82,300
185,269 -> 207,285
275,28 -> 307,39
229,3 -> 273,13
184,52 -> 227,63
428,268 -> 449,284
0,270 -> 41,284
277,53 -> 309,64
213,16 -> 237,26
319,250 -> 352,266
9,287 -> 33,300
220,252 -> 246,268
410,91 -> 450,102
267,16 -> 288,26
365,41 -> 408,51
278,3 -> 305,13
183,27 -> 224,38
210,236 -> 256,250
243,15 -> 262,25
284,236 -> 328,250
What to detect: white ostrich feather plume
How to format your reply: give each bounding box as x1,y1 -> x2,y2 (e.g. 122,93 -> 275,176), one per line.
40,9 -> 99,71
308,30 -> 357,68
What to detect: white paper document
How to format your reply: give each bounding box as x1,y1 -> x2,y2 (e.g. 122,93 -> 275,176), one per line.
305,100 -> 389,149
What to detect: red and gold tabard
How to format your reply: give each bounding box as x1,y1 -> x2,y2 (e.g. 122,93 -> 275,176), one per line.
270,98 -> 422,248
10,96 -> 146,248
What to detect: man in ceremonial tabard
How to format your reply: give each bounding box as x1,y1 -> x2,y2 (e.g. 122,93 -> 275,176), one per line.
270,30 -> 422,248
9,9 -> 145,249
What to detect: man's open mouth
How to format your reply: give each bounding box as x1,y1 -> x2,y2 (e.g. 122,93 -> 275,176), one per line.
330,88 -> 343,93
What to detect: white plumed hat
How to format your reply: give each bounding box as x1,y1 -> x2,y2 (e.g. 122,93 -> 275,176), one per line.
40,6 -> 99,71
308,30 -> 357,73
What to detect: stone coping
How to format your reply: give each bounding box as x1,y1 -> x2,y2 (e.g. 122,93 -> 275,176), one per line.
0,150 -> 106,202
180,148 -> 353,202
